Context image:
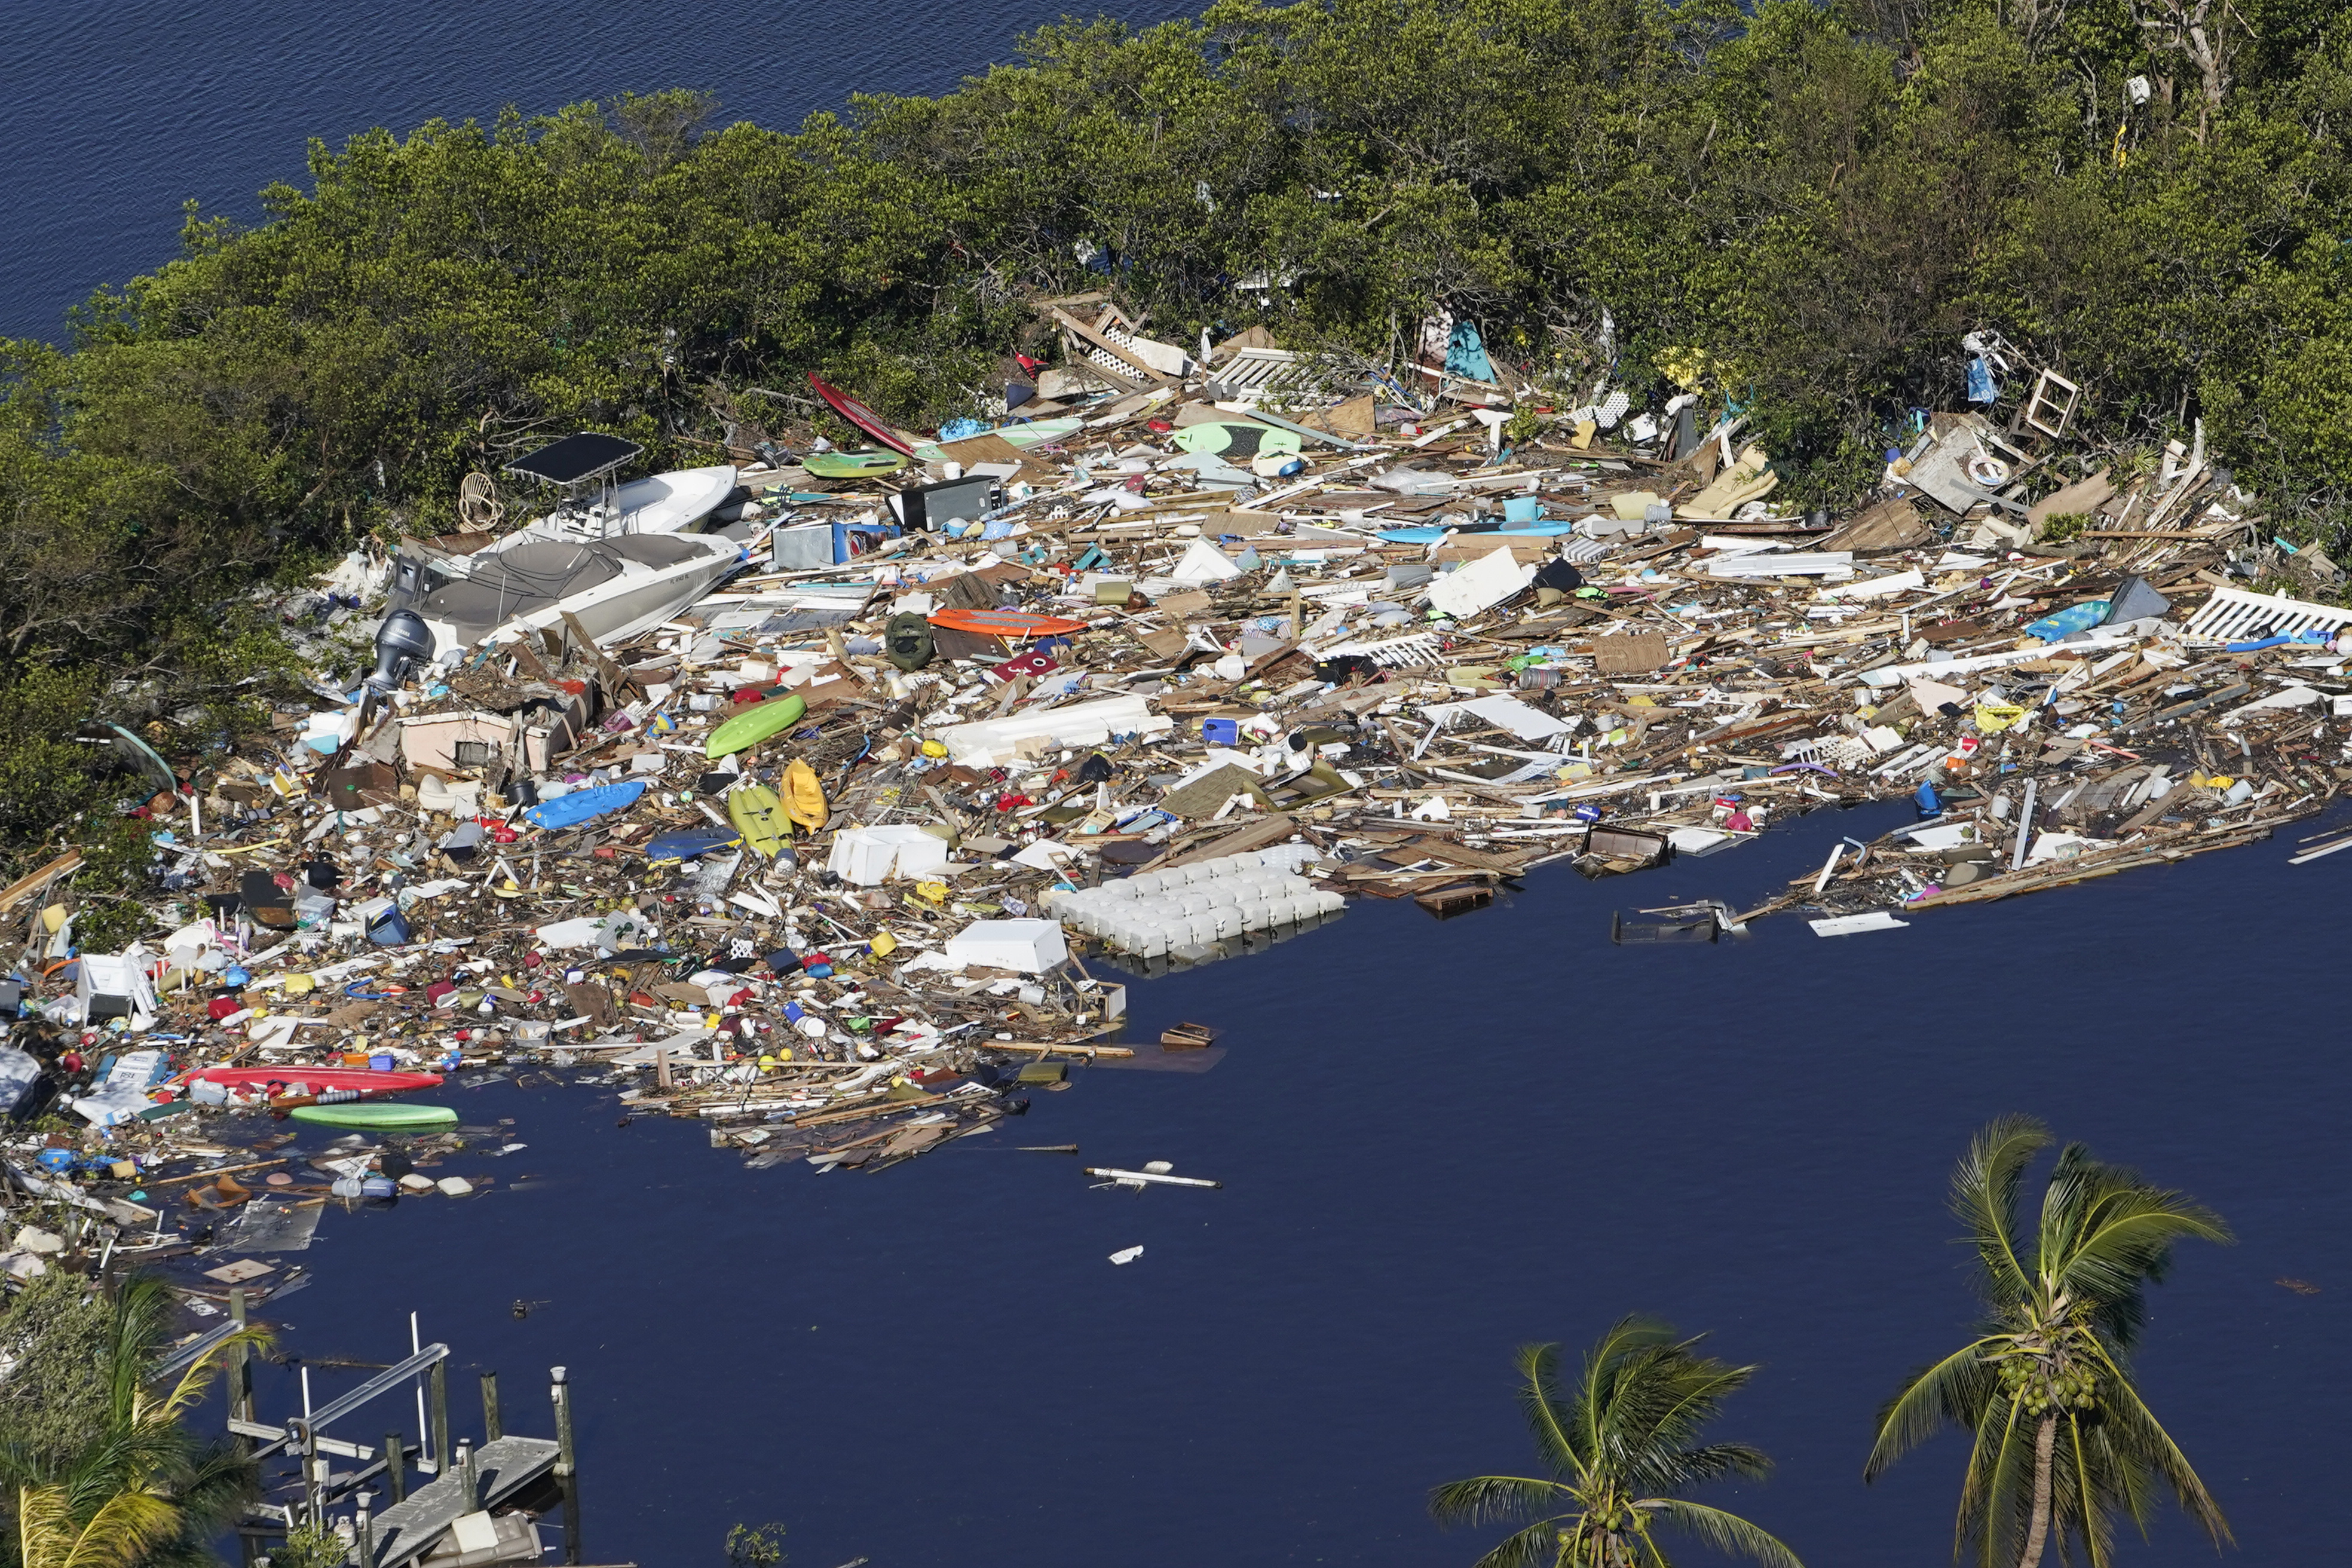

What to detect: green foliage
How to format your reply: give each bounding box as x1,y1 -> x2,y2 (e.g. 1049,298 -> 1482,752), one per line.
0,1273 -> 263,1568
260,1524 -> 348,1568
4,0 -> 2351,889
0,1273 -> 117,1477
724,1521 -> 788,1567
1863,1116 -> 2233,1568
1430,1317 -> 1801,1568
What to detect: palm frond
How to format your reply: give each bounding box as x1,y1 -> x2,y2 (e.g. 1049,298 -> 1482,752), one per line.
2063,1412 -> 2114,1568
1641,1499 -> 1805,1568
1949,1116 -> 2048,1304
1581,1318 -> 1679,1456
102,1277 -> 179,1429
19,1481 -> 76,1568
58,1489 -> 179,1568
2088,1358 -> 2232,1546
1863,1339 -> 1998,1482
1461,1515 -> 1578,1568
1967,1391 -> 2035,1568
151,1325 -> 268,1429
1430,1475 -> 1575,1529
1513,1342 -> 1585,1481
2049,1189 -> 2230,1346
1630,1347 -> 1755,1459
1659,1443 -> 1770,1488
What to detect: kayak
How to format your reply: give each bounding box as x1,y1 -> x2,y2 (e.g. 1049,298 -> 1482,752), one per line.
806,373 -> 920,457
801,451 -> 907,479
525,780 -> 646,829
728,781 -> 790,858
187,1067 -> 443,1095
644,826 -> 743,863
289,1102 -> 459,1132
927,608 -> 1089,639
706,694 -> 807,758
782,759 -> 828,833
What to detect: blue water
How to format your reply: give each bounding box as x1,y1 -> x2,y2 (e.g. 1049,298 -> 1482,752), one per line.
1,1 -> 1192,343
224,800 -> 2347,1567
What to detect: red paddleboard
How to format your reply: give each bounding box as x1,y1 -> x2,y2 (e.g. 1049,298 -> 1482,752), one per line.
807,373 -> 918,457
186,1067 -> 443,1095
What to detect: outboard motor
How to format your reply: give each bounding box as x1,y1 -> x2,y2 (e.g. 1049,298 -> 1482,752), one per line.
365,610 -> 436,691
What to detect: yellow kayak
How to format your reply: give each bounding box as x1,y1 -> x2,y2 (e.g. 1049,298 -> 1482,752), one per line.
782,759 -> 828,833
727,782 -> 789,858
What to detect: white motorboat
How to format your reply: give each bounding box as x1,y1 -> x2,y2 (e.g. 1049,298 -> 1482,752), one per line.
490,463 -> 740,550
415,532 -> 743,654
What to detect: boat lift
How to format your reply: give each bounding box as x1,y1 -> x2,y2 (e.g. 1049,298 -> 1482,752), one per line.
210,1291 -> 589,1567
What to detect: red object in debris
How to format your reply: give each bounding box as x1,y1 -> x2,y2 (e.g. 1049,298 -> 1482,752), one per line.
992,651 -> 1058,683
927,608 -> 1089,639
806,372 -> 918,457
206,996 -> 243,1020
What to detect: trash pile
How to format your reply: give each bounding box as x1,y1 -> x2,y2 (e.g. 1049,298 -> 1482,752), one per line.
8,305 -> 2350,1268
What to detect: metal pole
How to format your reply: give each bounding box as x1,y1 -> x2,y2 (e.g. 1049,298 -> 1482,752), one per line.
411,1313 -> 427,1471
2011,776 -> 2040,871
550,1366 -> 581,1566
296,1420 -> 322,1530
355,1492 -> 375,1568
229,1288 -> 255,1430
480,1371 -> 501,1443
429,1361 -> 449,1479
454,1441 -> 476,1514
384,1434 -> 406,1503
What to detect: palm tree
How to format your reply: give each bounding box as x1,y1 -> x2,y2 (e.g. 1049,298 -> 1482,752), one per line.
1431,1316 -> 1803,1568
2,1272 -> 262,1568
1864,1115 -> 2233,1568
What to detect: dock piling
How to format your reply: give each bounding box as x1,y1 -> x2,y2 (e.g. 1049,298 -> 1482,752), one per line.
551,1365 -> 581,1566
428,1361 -> 449,1478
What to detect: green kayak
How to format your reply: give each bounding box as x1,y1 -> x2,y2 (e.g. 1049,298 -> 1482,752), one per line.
801,451 -> 906,479
289,1102 -> 458,1132
705,693 -> 807,758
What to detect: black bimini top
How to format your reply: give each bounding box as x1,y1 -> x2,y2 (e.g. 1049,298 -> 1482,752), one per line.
504,433 -> 644,486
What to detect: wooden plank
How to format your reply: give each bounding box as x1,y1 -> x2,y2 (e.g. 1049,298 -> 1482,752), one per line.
368,1435 -> 559,1567
0,850 -> 82,915
1049,308 -> 1175,388
1161,811 -> 1299,867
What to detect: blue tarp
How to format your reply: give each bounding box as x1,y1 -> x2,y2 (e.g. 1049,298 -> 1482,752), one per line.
1446,323 -> 1496,382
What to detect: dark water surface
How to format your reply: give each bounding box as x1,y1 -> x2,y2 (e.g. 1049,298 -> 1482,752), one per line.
226,800 -> 2345,1567
2,0 -> 1191,343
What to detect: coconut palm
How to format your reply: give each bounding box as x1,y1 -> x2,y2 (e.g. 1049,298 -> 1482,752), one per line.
1431,1316 -> 1803,1568
1,1272 -> 262,1568
1864,1115 -> 2233,1568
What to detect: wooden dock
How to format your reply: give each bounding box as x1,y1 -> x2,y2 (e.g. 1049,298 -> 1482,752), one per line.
368,1436 -> 562,1567
214,1291 -> 587,1567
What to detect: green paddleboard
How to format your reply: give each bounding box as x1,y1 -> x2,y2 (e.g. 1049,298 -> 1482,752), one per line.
289,1102 -> 459,1132
801,451 -> 906,479
706,694 -> 807,758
